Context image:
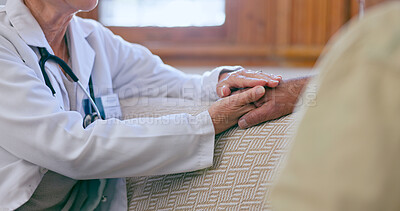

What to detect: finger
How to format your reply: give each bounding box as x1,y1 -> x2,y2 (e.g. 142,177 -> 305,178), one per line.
217,72 -> 281,97
253,89 -> 270,107
240,70 -> 282,87
233,86 -> 265,106
239,103 -> 257,115
238,105 -> 273,129
219,85 -> 232,97
217,77 -> 267,97
222,85 -> 256,97
241,70 -> 280,80
274,74 -> 283,81
232,86 -> 268,107
254,98 -> 266,108
231,88 -> 250,96
267,73 -> 283,81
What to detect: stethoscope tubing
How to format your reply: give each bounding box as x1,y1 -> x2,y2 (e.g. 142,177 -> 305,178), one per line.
77,80 -> 102,121
38,47 -> 103,121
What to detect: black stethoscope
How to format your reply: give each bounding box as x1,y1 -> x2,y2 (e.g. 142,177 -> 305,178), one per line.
38,47 -> 103,128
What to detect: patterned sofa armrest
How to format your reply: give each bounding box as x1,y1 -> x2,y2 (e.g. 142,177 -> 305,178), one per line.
120,97 -> 295,210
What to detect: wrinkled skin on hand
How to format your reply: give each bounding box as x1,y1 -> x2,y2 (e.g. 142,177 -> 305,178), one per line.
213,66 -> 310,131
208,86 -> 266,134
238,77 -> 310,129
217,68 -> 282,98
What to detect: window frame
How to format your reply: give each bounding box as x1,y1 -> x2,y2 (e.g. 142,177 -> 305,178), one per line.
79,0 -> 264,58
79,0 -> 359,66
82,0 -> 233,43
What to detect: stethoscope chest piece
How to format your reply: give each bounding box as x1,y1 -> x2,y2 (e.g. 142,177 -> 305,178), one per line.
83,113 -> 99,128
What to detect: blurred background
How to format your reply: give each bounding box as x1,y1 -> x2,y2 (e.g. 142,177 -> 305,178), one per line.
0,0 -> 388,75
78,0 -> 385,66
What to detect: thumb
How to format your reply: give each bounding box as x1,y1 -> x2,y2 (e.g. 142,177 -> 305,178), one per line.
235,86 -> 265,106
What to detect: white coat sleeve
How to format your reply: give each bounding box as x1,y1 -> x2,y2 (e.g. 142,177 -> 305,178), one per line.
0,41 -> 215,180
95,23 -> 221,102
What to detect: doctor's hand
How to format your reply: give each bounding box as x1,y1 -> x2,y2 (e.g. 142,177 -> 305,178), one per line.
208,86 -> 265,134
217,67 -> 282,98
237,77 -> 310,129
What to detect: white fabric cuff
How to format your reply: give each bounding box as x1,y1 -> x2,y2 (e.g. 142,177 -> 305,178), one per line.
200,66 -> 244,101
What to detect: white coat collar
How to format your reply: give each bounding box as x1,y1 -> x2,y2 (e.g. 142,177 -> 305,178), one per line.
6,0 -> 96,99
67,17 -> 95,92
5,0 -> 50,49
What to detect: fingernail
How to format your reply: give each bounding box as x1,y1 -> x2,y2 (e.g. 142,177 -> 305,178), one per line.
220,86 -> 227,96
271,80 -> 279,84
256,86 -> 265,95
239,119 -> 249,129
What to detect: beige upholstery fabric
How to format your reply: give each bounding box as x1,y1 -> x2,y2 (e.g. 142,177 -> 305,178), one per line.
120,98 -> 295,210
271,2 -> 400,211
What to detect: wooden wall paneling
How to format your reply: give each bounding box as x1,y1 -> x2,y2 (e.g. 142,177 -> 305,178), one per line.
304,0 -> 314,46
265,0 -> 276,46
257,0 -> 270,45
276,0 -> 339,63
328,0 -> 348,37
350,0 -> 360,17
255,0 -> 265,45
298,0 -> 308,45
235,0 -> 251,43
314,0 -> 328,45
290,0 -> 311,45
275,0 -> 291,47
109,27 -> 227,46
290,0 -> 300,45
350,0 -> 388,17
78,0 -> 363,67
224,0 -> 240,43
237,0 -> 269,44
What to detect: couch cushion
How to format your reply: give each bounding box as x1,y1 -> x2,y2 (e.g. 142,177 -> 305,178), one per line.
120,97 -> 295,210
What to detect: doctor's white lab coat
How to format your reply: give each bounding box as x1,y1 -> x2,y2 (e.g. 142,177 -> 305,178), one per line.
0,0 -> 223,210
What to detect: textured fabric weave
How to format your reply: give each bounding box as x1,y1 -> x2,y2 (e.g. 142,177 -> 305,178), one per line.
120,97 -> 295,210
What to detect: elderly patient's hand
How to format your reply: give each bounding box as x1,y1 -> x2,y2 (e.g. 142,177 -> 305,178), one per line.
237,77 -> 310,129
216,67 -> 282,98
208,86 -> 266,134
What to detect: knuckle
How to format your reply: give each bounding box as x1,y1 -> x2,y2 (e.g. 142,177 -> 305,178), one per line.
237,69 -> 246,74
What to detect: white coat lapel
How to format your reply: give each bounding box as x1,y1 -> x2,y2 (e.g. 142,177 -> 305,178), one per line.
6,0 -> 67,98
67,17 -> 95,91
67,17 -> 95,114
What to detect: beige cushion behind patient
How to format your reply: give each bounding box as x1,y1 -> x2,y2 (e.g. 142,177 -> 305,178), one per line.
271,2 -> 400,211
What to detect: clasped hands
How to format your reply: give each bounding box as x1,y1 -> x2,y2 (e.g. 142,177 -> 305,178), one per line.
208,66 -> 301,134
